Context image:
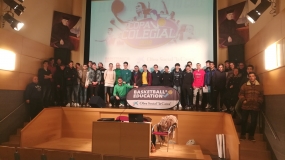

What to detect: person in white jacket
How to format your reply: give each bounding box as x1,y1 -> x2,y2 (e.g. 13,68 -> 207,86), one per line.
104,63 -> 116,107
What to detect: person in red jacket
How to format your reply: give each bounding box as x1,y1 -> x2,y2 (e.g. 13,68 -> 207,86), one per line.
141,64 -> 152,86
192,63 -> 205,108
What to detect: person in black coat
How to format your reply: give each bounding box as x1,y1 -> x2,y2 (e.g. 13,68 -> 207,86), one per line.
64,61 -> 78,106
160,66 -> 173,87
182,65 -> 194,110
24,76 -> 43,120
54,64 -> 66,106
38,60 -> 52,108
131,65 -> 142,87
151,64 -> 161,86
212,64 -> 227,111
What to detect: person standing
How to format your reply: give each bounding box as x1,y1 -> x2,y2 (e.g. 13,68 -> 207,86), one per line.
38,60 -> 52,108
104,63 -> 116,107
64,61 -> 78,107
151,64 -> 161,86
114,63 -> 122,84
182,65 -> 193,110
239,72 -> 263,141
24,76 -> 42,120
204,60 -> 213,109
54,64 -> 66,106
172,63 -> 183,110
141,64 -> 152,86
48,58 -> 57,105
121,62 -> 132,86
224,60 -> 230,72
160,66 -> 173,87
88,61 -> 93,71
98,62 -> 106,100
79,64 -> 88,107
74,63 -> 82,107
88,63 -> 101,97
131,65 -> 142,87
212,64 -> 226,111
192,63 -> 205,109
111,77 -> 138,108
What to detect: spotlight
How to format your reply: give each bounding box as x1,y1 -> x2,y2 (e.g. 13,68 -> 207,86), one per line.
250,0 -> 258,5
18,0 -> 24,2
3,13 -> 24,31
247,0 -> 271,23
3,0 -> 25,16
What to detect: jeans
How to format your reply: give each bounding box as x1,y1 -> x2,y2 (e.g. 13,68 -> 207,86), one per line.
56,86 -> 66,105
241,110 -> 259,137
110,95 -> 126,106
193,87 -> 203,105
235,99 -> 243,119
80,86 -> 87,104
173,85 -> 181,106
66,85 -> 73,104
212,88 -> 225,110
104,86 -> 114,103
28,99 -> 43,120
89,85 -> 99,97
72,84 -> 80,103
182,85 -> 193,106
42,85 -> 51,108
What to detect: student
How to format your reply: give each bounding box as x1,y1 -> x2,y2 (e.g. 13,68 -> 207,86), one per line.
110,77 -> 138,108
131,65 -> 142,87
212,64 -> 226,111
151,64 -> 161,86
104,63 -> 116,107
204,60 -> 213,109
64,61 -> 78,107
192,63 -> 205,109
54,64 -> 66,106
98,62 -> 106,101
79,64 -> 88,107
74,63 -> 81,107
141,64 -> 152,86
38,60 -> 52,108
182,65 -> 193,110
121,62 -> 132,85
239,72 -> 263,141
88,63 -> 101,97
24,76 -> 42,120
114,63 -> 122,84
160,66 -> 173,87
172,63 -> 183,110
48,58 -> 57,105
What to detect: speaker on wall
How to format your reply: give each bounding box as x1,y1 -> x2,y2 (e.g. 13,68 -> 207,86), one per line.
54,48 -> 71,65
228,44 -> 245,63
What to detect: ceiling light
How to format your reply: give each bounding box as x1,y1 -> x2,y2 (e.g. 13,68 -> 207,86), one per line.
3,0 -> 25,16
3,13 -> 24,31
247,0 -> 271,23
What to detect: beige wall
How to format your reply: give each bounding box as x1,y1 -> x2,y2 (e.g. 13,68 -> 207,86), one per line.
245,9 -> 285,95
0,29 -> 53,90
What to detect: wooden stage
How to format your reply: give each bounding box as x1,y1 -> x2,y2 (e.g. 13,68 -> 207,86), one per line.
20,107 -> 239,160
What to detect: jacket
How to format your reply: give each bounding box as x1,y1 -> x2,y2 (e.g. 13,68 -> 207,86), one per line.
88,69 -> 101,86
151,70 -> 162,86
212,70 -> 226,90
64,67 -> 78,86
54,69 -> 65,87
113,83 -> 133,97
38,68 -> 51,86
239,80 -> 263,111
193,69 -> 205,88
172,69 -> 183,86
79,69 -> 88,87
104,69 -> 116,87
114,68 -> 122,84
121,69 -> 132,84
240,74 -> 260,88
24,82 -> 42,100
160,71 -> 173,87
131,70 -> 142,86
99,67 -> 106,84
141,70 -> 152,86
204,67 -> 212,86
227,76 -> 242,94
182,71 -> 193,87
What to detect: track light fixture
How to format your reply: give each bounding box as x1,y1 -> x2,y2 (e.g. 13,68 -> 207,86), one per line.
3,0 -> 26,16
250,0 -> 258,5
3,12 -> 24,31
247,0 -> 272,23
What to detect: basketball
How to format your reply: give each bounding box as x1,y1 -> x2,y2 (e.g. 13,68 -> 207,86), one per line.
111,0 -> 124,14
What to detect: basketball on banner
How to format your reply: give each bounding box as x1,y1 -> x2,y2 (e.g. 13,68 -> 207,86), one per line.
127,86 -> 180,109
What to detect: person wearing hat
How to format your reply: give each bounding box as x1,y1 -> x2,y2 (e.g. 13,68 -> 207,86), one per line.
219,9 -> 246,46
51,15 -> 77,50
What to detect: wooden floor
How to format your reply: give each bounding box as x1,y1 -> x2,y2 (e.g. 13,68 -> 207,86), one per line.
33,138 -> 92,152
32,138 -> 211,160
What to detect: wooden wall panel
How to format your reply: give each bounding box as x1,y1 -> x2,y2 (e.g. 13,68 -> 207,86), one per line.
22,38 -> 53,60
0,70 -> 20,90
0,29 -> 23,55
223,114 -> 239,160
281,10 -> 285,39
21,108 -> 62,147
19,55 -> 42,75
246,51 -> 265,75
260,67 -> 285,95
19,73 -> 35,90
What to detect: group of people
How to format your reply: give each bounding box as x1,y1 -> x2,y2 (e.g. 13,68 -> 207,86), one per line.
24,58 -> 263,141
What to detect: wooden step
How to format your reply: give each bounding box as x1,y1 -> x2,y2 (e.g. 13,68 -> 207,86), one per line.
203,155 -> 212,160
23,122 -> 29,127
1,141 -> 20,147
16,128 -> 22,136
9,135 -> 21,142
240,140 -> 267,150
235,125 -> 262,133
240,149 -> 271,160
237,133 -> 264,141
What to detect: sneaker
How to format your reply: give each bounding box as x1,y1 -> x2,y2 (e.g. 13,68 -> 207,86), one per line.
222,108 -> 228,112
240,135 -> 246,140
119,103 -> 124,108
66,103 -> 71,107
173,106 -> 177,110
178,105 -> 182,111
185,106 -> 190,110
248,136 -> 256,142
205,104 -> 211,109
109,103 -> 112,107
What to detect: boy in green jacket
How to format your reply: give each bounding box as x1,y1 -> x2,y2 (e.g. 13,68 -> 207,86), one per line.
110,77 -> 138,108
